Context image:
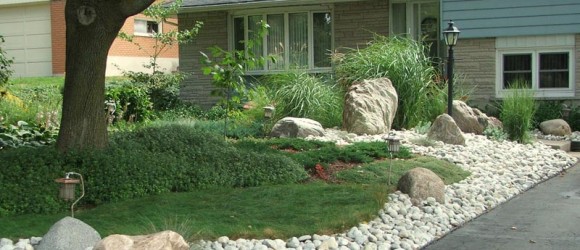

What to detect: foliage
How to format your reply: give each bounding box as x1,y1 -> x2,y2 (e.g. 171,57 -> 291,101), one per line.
0,83 -> 62,128
0,121 -> 58,150
0,35 -> 13,88
192,118 -> 265,139
533,101 -> 563,128
118,0 -> 202,73
105,82 -> 155,123
483,127 -> 508,142
500,81 -> 536,143
336,156 -> 470,185
266,71 -> 343,128
567,105 -> 580,131
122,71 -> 185,111
0,124 -> 308,216
413,121 -> 432,135
334,35 -> 445,129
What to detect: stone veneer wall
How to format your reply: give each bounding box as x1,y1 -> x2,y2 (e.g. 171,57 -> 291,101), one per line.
453,38 -> 496,109
178,11 -> 228,108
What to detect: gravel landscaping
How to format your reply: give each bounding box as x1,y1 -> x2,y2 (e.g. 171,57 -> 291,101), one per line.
2,129 -> 577,250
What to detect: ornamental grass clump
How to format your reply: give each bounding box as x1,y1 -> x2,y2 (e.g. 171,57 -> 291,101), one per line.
500,81 -> 536,143
335,35 -> 445,129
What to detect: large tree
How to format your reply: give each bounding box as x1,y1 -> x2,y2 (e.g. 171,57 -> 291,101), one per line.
57,0 -> 155,152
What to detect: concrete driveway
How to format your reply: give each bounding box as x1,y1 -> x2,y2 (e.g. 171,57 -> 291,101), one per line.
423,159 -> 580,250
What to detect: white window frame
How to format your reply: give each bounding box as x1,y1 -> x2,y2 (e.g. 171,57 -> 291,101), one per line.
495,35 -> 575,99
229,6 -> 334,74
134,19 -> 162,37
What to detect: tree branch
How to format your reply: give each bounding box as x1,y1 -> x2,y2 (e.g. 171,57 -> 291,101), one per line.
119,0 -> 156,17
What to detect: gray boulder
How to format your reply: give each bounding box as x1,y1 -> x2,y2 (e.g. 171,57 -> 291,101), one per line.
451,100 -> 484,134
427,114 -> 466,145
472,108 -> 503,130
36,216 -> 101,250
540,119 -> 572,136
93,231 -> 189,250
270,117 -> 325,138
398,167 -> 445,206
343,78 -> 398,135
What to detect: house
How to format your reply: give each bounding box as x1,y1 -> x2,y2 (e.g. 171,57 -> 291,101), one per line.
0,0 -> 179,77
443,0 -> 580,108
177,0 -> 580,110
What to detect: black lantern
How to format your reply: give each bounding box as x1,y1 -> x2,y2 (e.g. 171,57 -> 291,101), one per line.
443,21 -> 460,116
384,134 -> 401,185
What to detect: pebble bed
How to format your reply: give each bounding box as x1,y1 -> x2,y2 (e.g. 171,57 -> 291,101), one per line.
1,129 -> 577,250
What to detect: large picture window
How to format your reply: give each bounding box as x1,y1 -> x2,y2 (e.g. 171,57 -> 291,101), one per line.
496,35 -> 575,98
232,10 -> 332,73
500,51 -> 572,92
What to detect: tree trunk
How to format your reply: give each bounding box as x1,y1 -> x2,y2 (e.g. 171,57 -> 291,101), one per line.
57,0 -> 154,152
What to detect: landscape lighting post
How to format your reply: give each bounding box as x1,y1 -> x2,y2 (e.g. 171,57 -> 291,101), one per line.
384,134 -> 401,185
443,20 -> 460,116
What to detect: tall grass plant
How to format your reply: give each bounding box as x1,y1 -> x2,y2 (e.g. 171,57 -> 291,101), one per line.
335,35 -> 444,129
500,81 -> 536,143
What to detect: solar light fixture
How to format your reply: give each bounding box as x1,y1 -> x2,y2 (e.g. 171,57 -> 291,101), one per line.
55,172 -> 85,218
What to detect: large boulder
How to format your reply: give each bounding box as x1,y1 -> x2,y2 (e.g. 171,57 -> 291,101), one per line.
36,217 -> 101,250
343,78 -> 398,135
540,119 -> 572,136
93,231 -> 189,250
397,167 -> 445,206
472,108 -> 503,130
450,100 -> 484,134
427,114 -> 466,145
270,117 -> 325,138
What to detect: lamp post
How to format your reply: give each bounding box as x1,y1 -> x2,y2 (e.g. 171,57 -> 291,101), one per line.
443,20 -> 460,116
384,134 -> 401,185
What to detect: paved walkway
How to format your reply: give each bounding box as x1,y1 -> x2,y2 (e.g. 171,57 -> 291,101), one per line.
423,156 -> 580,250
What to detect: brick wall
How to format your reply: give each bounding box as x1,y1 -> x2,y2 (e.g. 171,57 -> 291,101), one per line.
178,11 -> 227,108
454,38 -> 496,107
50,0 -> 65,75
108,14 -> 179,58
49,0 -> 178,76
334,0 -> 389,51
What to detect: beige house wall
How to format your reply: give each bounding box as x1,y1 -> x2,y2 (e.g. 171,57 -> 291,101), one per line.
453,38 -> 496,109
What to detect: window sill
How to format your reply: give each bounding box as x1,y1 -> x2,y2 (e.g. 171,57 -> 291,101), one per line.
245,68 -> 333,75
133,32 -> 156,37
495,89 -> 575,99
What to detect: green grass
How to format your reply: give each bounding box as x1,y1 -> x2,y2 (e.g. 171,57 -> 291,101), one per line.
0,154 -> 468,242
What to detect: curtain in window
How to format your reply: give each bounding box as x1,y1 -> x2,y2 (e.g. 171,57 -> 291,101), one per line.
134,20 -> 147,34
313,12 -> 332,68
248,15 -> 264,70
289,13 -> 308,69
267,14 -> 285,70
391,3 -> 407,36
540,52 -> 568,88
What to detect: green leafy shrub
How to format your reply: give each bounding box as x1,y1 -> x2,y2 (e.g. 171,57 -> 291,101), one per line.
123,71 -> 185,111
483,127 -> 508,142
266,71 -> 343,128
0,121 -> 57,149
106,82 -> 154,122
567,105 -> 580,131
533,101 -> 563,127
500,82 -> 536,143
0,124 -> 308,216
335,35 -> 444,129
0,35 -> 13,87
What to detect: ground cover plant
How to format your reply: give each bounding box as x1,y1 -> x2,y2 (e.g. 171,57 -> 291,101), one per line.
0,132 -> 468,241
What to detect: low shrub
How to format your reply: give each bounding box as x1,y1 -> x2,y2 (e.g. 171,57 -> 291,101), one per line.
106,82 -> 155,123
0,121 -> 57,149
533,101 -> 563,127
0,124 -> 308,216
483,127 -> 508,142
568,105 -> 580,131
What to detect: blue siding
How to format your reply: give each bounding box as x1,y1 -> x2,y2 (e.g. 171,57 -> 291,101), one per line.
442,0 -> 580,38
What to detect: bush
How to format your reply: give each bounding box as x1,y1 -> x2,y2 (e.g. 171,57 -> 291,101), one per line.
500,82 -> 536,143
0,35 -> 13,87
335,35 -> 445,129
0,124 -> 308,216
533,101 -> 563,127
266,71 -> 343,128
106,82 -> 155,123
568,105 -> 580,131
123,71 -> 185,111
